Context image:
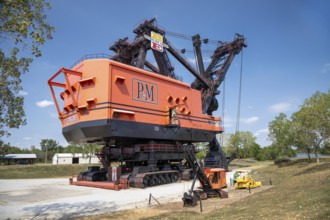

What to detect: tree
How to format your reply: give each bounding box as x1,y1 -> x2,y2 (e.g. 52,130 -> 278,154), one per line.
0,0 -> 54,137
40,139 -> 58,152
62,144 -> 83,153
227,131 -> 257,158
249,143 -> 265,161
291,90 -> 330,162
291,114 -> 314,161
261,144 -> 281,161
81,144 -> 101,164
60,143 -> 101,164
320,141 -> 330,155
40,139 -> 59,163
195,142 -> 208,160
268,113 -> 295,159
0,141 -> 34,164
0,140 -> 10,159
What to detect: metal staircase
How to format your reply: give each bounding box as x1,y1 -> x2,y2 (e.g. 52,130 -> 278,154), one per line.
182,145 -> 221,206
184,145 -> 213,192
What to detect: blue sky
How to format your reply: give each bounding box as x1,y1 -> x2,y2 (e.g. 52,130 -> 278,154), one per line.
3,0 -> 330,149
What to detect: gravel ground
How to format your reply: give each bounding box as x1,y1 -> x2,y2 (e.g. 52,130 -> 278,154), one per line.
0,173 -> 234,219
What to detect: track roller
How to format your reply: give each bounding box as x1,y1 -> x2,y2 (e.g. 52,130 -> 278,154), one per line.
134,170 -> 180,188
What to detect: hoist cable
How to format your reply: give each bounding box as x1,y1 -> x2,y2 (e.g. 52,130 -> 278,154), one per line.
193,47 -> 199,73
165,30 -> 223,45
221,78 -> 226,146
235,49 -> 244,134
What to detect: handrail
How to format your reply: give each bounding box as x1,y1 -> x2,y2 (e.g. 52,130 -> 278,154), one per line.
70,53 -> 111,68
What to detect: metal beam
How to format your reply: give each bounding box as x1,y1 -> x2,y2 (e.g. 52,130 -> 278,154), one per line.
165,40 -> 209,87
192,34 -> 205,74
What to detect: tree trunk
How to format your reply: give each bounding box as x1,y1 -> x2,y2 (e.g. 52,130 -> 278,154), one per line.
315,140 -> 322,163
306,148 -> 311,162
314,151 -> 320,163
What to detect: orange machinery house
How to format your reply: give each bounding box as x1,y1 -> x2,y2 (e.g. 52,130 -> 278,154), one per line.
49,58 -> 224,188
49,58 -> 223,145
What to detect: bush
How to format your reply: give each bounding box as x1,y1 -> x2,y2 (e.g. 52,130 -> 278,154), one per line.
274,157 -> 290,165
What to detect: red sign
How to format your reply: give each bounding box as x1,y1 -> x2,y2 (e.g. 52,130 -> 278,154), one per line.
151,41 -> 163,52
151,31 -> 164,52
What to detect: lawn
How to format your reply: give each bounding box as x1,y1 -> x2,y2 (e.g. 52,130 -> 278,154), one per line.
0,163 -> 100,179
144,157 -> 330,219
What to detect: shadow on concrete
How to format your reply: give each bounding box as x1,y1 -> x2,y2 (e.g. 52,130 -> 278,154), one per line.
22,200 -> 119,219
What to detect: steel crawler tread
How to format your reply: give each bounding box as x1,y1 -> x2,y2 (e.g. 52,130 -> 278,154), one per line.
133,170 -> 181,188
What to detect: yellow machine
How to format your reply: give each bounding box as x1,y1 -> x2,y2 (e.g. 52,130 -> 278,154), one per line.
235,176 -> 262,189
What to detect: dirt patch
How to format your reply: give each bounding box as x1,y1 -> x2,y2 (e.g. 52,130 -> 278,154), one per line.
87,185 -> 272,219
80,208 -> 169,220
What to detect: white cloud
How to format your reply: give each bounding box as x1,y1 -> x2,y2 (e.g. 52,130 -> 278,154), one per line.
187,57 -> 196,64
222,116 -> 235,128
321,63 -> 330,74
223,122 -> 233,128
18,91 -> 28,96
203,57 -> 212,63
49,112 -> 58,118
243,116 -> 259,124
36,100 -> 54,108
269,102 -> 291,113
254,128 -> 269,137
23,137 -> 32,140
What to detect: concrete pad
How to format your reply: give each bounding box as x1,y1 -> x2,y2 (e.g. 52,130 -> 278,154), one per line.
0,178 -> 193,219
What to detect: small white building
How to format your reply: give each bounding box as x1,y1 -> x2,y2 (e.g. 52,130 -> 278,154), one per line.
52,153 -> 100,165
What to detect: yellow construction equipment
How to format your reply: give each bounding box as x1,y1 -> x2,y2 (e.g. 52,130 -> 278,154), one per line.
235,176 -> 262,189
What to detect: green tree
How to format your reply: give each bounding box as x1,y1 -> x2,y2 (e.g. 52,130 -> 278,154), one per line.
0,142 -> 34,164
226,132 -> 240,157
292,90 -> 330,162
268,113 -> 295,159
60,143 -> 101,164
30,145 -> 44,163
261,144 -> 281,161
250,143 -> 265,161
0,142 -> 25,154
40,139 -> 59,163
320,142 -> 330,155
40,139 -> 58,152
0,0 -> 54,137
0,140 -> 11,158
195,142 -> 208,160
227,131 -> 257,158
62,144 -> 84,153
81,144 -> 101,163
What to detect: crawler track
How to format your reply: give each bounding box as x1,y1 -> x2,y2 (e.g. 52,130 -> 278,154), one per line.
133,170 -> 181,188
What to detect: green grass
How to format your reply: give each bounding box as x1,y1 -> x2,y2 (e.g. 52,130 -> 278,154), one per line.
229,158 -> 270,169
0,159 -> 262,179
144,157 -> 330,220
0,163 -> 101,179
207,158 -> 330,219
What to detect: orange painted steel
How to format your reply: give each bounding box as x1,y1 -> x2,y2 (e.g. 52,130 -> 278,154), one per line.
202,167 -> 227,189
72,180 -> 129,190
48,59 -> 223,139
